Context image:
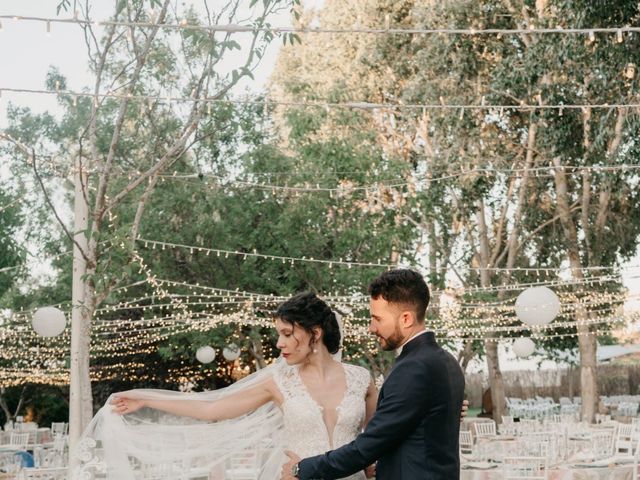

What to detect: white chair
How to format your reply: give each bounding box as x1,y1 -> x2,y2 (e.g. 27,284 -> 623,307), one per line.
615,423 -> 636,457
40,436 -> 67,468
633,436 -> 640,480
16,422 -> 38,432
503,443 -> 549,480
21,466 -> 68,479
9,431 -> 30,449
501,416 -> 516,435
522,431 -> 561,463
50,422 -> 68,437
459,430 -> 473,455
592,430 -> 615,459
225,448 -> 260,480
517,419 -> 539,435
473,420 -> 497,439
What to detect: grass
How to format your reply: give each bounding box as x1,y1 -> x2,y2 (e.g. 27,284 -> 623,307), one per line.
467,407 -> 481,417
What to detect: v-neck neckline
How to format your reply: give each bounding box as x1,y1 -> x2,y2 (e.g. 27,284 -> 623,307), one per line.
294,363 -> 350,448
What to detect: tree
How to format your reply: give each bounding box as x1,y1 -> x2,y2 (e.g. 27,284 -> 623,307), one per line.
270,0 -> 640,423
0,184 -> 26,302
2,0 -> 301,453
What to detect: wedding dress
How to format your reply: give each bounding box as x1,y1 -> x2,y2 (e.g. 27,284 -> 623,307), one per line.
275,362 -> 370,480
75,360 -> 371,480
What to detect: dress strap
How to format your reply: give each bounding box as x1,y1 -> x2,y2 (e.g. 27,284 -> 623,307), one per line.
273,363 -> 300,401
344,364 -> 371,399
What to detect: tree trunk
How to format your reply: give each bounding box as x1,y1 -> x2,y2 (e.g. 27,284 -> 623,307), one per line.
484,339 -> 506,421
69,157 -> 90,471
458,339 -> 476,373
552,157 -> 598,422
476,199 -> 506,422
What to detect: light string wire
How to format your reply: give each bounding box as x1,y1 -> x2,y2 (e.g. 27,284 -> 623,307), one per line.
2,86 -> 640,111
2,14 -> 640,37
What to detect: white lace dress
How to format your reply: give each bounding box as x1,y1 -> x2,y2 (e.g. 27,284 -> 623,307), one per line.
274,363 -> 371,480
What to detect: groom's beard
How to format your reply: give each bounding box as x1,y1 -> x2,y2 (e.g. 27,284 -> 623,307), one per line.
378,323 -> 404,351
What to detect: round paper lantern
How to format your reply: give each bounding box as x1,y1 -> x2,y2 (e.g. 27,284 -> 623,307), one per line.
32,307 -> 66,337
222,343 -> 240,362
513,337 -> 536,358
196,346 -> 216,364
515,286 -> 560,326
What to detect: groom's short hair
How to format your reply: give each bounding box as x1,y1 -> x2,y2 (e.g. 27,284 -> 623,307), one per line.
368,269 -> 430,323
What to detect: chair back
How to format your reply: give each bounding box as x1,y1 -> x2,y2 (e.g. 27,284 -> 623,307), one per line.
9,431 -> 30,449
459,430 -> 473,454
225,447 -> 260,480
615,423 -> 636,456
51,422 -> 68,437
473,420 -> 497,438
503,443 -> 549,480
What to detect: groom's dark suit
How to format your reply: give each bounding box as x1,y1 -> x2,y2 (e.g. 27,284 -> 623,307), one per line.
297,331 -> 465,479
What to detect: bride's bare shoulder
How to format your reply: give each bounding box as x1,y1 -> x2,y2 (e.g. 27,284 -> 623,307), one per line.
341,362 -> 372,377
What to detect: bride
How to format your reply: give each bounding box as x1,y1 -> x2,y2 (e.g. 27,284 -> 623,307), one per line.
76,292 -> 466,479
77,292 -> 376,479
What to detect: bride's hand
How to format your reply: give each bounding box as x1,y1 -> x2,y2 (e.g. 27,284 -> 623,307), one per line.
111,396 -> 145,415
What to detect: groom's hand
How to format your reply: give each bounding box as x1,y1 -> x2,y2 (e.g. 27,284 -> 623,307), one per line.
460,399 -> 469,422
365,463 -> 376,478
282,450 -> 301,479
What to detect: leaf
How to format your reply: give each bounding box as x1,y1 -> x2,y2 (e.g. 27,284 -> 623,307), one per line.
56,0 -> 71,15
221,40 -> 241,51
241,67 -> 255,80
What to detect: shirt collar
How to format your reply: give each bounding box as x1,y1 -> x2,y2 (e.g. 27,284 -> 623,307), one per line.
395,329 -> 428,356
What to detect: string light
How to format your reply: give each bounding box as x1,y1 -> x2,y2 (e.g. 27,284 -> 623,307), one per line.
2,86 -> 640,111
136,237 -> 635,294
1,13 -> 637,386
2,14 -> 640,37
158,164 -> 640,193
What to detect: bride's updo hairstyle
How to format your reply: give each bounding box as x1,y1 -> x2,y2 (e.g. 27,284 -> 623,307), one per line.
274,292 -> 341,354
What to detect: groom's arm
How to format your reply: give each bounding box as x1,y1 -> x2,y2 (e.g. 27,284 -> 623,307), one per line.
297,361 -> 430,480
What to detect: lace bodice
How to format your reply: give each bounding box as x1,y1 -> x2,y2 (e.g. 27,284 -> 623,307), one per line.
274,362 -> 371,480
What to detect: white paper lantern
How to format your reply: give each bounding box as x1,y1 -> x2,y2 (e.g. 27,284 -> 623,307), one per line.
196,346 -> 216,364
32,307 -> 66,337
515,286 -> 560,326
513,337 -> 536,358
222,343 -> 240,362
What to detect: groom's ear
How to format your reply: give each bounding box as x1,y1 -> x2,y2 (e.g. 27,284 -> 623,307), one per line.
400,310 -> 417,328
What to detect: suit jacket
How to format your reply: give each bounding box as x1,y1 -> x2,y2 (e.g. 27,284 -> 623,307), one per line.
297,331 -> 465,479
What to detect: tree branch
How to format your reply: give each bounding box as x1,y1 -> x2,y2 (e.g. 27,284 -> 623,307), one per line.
130,174 -> 159,242
0,133 -> 91,264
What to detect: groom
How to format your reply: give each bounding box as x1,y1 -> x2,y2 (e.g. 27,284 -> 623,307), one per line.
282,268 -> 465,479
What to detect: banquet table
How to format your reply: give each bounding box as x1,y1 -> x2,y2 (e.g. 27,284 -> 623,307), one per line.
461,463 -> 635,480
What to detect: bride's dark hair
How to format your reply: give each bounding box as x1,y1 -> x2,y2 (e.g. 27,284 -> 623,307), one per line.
274,292 -> 341,354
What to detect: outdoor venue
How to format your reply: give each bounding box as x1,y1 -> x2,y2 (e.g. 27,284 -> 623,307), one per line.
1,0 -> 640,479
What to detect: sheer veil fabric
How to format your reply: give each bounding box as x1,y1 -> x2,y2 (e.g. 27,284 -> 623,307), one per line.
76,313 -> 348,479
75,361 -> 287,479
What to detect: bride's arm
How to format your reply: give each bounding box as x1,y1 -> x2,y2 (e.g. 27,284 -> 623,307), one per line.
364,379 -> 378,426
112,378 -> 277,422
363,379 -> 379,478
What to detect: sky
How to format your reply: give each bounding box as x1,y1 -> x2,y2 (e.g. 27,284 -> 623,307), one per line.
1,1 -> 639,372
0,0 -> 322,125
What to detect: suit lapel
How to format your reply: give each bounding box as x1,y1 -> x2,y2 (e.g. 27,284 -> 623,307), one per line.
376,332 -> 436,407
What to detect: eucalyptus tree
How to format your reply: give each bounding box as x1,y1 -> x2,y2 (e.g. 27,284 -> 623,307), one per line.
272,0 -> 640,423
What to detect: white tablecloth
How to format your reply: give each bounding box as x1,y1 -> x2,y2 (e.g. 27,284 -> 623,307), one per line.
461,464 -> 634,480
